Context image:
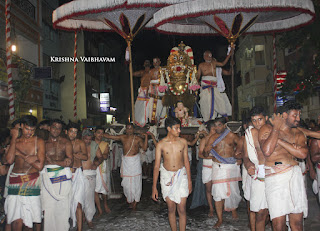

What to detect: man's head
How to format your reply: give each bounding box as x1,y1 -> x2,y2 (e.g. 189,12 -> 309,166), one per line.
176,101 -> 184,109
281,101 -> 302,128
206,120 -> 215,133
82,129 -> 93,145
38,120 -> 51,131
165,117 -> 181,137
94,126 -> 105,141
203,50 -> 213,62
144,60 -> 151,68
11,119 -> 22,129
20,115 -> 37,139
213,117 -> 227,134
153,58 -> 161,68
49,119 -> 64,138
249,106 -> 268,130
125,123 -> 134,135
66,122 -> 80,141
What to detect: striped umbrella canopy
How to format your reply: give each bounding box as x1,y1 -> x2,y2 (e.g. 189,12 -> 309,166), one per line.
153,0 -> 315,119
53,0 -> 187,122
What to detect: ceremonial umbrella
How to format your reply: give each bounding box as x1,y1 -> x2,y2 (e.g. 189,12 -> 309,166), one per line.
154,0 -> 315,119
53,0 -> 185,122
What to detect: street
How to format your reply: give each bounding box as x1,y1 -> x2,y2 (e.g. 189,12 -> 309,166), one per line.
75,169 -> 320,231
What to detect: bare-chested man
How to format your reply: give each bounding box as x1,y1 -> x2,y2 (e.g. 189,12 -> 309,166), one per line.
259,101 -> 308,231
93,127 -> 111,215
152,117 -> 192,231
41,119 -> 73,231
66,122 -> 87,231
81,129 -> 103,228
197,47 -> 234,121
104,123 -> 148,210
243,106 -> 269,231
147,58 -> 166,125
134,60 -> 152,127
310,127 -> 320,203
204,117 -> 241,228
197,120 -> 216,217
4,115 -> 45,231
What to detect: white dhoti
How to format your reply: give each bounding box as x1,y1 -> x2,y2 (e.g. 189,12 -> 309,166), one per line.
202,159 -> 213,184
299,161 -> 307,188
250,174 -> 268,212
83,169 -> 97,222
199,74 -> 232,122
188,147 -> 192,162
147,80 -> 166,123
111,143 -> 123,170
265,165 -> 308,220
160,164 -> 189,204
242,165 -> 252,201
95,160 -> 110,195
41,165 -> 72,231
5,172 -> 41,228
134,87 -> 149,127
121,154 -> 142,203
70,167 -> 86,227
145,148 -> 154,164
211,162 -> 242,211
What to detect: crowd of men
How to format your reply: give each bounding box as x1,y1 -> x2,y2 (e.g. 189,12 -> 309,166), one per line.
0,100 -> 319,231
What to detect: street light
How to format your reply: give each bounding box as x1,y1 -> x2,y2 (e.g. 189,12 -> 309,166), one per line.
29,109 -> 32,115
11,44 -> 16,52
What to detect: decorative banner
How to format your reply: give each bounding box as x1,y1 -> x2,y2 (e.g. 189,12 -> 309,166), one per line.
73,31 -> 77,119
6,0 -> 14,120
276,71 -> 287,107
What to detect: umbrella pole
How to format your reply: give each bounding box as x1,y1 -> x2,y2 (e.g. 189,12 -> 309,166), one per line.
231,53 -> 235,121
127,40 -> 135,123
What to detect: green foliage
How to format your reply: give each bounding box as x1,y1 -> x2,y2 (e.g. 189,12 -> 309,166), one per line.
278,1 -> 320,102
12,56 -> 32,117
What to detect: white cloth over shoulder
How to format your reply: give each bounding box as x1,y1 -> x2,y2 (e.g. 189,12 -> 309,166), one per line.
70,167 -> 86,227
160,164 -> 189,204
313,164 -> 320,203
121,154 -> 142,203
41,165 -> 72,231
202,159 -> 213,184
211,162 -> 242,211
265,165 -> 308,220
83,169 -> 97,222
95,160 -> 111,195
199,73 -> 232,121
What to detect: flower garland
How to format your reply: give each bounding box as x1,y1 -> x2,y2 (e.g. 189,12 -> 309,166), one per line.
168,81 -> 188,96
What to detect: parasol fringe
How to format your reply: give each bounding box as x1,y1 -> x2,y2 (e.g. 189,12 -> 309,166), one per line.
154,0 -> 315,34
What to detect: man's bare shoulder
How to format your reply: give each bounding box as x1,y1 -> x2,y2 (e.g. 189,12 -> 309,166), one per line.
60,137 -> 71,145
260,124 -> 272,133
76,138 -> 85,145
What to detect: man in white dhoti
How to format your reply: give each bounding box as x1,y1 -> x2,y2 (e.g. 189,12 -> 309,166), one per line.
66,122 -> 88,231
243,106 -> 269,231
146,58 -> 166,125
198,120 -> 216,217
93,127 -> 111,215
81,129 -> 103,229
197,48 -> 233,121
310,133 -> 320,203
259,101 -> 308,231
152,117 -> 192,231
41,119 -> 73,231
4,115 -> 45,230
105,123 -> 148,210
134,60 -> 151,127
204,117 -> 241,228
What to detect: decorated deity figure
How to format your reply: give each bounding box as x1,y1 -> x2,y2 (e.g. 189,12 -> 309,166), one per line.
174,101 -> 189,127
159,42 -> 200,121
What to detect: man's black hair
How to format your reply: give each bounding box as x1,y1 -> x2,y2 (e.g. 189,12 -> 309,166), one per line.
165,117 -> 181,130
21,115 -> 38,127
50,119 -> 65,130
249,106 -> 266,117
39,119 -> 50,127
213,117 -> 227,125
125,122 -> 134,128
11,119 -> 22,128
95,126 -> 104,133
207,120 -> 215,131
281,101 -> 302,114
66,121 -> 80,131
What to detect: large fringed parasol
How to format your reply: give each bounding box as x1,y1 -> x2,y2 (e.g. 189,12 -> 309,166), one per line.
154,0 -> 315,119
53,0 -> 186,122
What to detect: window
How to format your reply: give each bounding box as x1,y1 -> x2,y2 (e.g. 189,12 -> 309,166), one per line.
255,45 -> 265,65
